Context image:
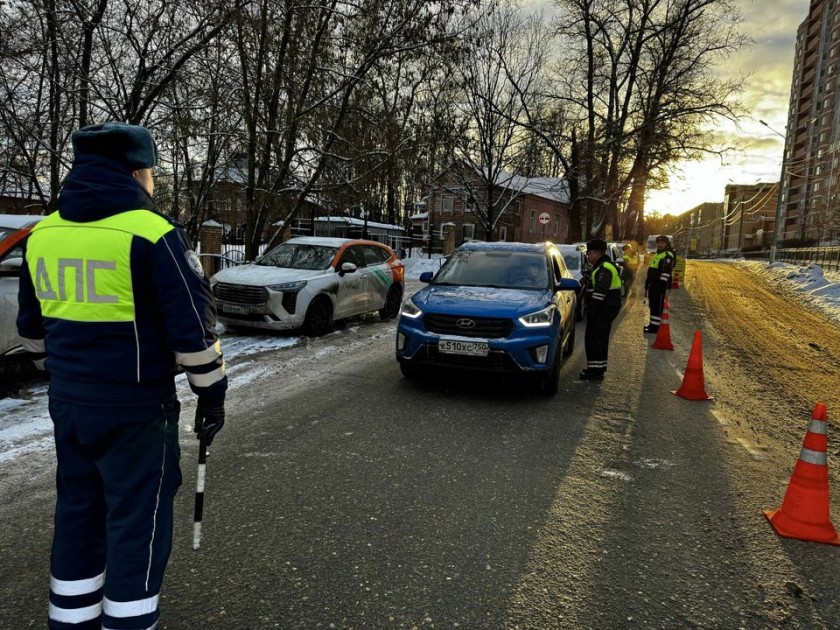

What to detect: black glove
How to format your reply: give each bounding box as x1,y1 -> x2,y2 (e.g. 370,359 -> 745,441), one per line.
194,396 -> 225,446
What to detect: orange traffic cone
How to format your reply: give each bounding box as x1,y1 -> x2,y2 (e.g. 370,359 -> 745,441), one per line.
671,271 -> 680,289
672,329 -> 712,400
651,296 -> 674,350
764,403 -> 840,546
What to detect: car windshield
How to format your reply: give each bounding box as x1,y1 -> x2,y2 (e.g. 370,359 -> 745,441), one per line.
434,250 -> 548,290
257,243 -> 338,270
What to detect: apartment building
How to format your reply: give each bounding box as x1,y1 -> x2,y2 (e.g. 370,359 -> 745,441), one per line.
780,0 -> 840,244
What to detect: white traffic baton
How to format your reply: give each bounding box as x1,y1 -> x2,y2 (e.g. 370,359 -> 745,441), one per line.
192,438 -> 208,550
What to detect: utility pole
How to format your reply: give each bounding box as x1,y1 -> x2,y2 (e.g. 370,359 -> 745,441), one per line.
760,120 -> 786,264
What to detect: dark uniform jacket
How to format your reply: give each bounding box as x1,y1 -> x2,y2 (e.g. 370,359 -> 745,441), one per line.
646,248 -> 675,289
17,154 -> 227,406
586,257 -> 623,310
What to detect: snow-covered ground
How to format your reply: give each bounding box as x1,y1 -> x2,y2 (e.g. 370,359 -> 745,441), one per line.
1,253 -> 837,467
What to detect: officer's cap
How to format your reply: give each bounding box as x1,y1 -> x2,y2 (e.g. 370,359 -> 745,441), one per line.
72,122 -> 157,170
586,238 -> 608,252
656,235 -> 670,244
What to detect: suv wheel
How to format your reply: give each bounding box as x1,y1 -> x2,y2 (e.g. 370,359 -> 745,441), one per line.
303,296 -> 333,336
379,286 -> 403,320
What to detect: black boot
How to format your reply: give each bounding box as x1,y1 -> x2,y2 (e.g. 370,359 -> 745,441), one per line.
643,325 -> 659,334
579,369 -> 604,381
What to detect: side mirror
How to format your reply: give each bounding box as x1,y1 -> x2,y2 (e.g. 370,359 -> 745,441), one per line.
0,257 -> 23,277
556,277 -> 581,292
339,262 -> 357,276
419,271 -> 434,283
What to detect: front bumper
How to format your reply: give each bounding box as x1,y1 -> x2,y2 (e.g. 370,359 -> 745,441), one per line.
396,317 -> 559,374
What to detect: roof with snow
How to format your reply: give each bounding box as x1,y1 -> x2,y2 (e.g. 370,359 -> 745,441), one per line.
482,169 -> 570,204
314,216 -> 404,232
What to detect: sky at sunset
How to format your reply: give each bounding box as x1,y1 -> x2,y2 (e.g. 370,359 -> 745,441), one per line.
646,0 -> 813,215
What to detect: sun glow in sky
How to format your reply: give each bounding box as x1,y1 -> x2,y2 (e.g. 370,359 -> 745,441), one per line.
647,0 -> 812,215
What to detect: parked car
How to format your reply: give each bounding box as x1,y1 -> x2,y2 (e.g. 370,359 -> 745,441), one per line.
395,241 -> 580,395
210,236 -> 405,336
557,243 -> 588,321
607,242 -> 627,297
0,214 -> 44,356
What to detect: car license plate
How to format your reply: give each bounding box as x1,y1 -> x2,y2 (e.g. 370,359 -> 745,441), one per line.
438,338 -> 489,356
220,303 -> 250,315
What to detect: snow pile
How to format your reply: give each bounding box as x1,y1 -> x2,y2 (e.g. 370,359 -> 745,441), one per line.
739,260 -> 840,325
403,254 -> 446,280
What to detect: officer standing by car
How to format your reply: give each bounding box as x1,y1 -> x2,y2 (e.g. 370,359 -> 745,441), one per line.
580,238 -> 623,381
16,122 -> 227,630
644,234 -> 676,334
622,243 -> 640,297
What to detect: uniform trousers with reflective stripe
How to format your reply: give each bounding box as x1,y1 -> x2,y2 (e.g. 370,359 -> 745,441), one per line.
47,398 -> 182,630
584,303 -> 621,373
647,282 -> 668,328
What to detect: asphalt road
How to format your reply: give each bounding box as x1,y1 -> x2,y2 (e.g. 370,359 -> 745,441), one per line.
2,266 -> 840,629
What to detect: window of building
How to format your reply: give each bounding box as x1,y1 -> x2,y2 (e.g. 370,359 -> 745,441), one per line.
498,226 -> 507,241
529,209 -> 537,232
422,221 -> 429,237
442,194 -> 454,214
463,223 -> 475,241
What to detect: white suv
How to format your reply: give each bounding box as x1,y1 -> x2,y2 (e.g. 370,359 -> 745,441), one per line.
210,236 -> 405,336
0,215 -> 44,356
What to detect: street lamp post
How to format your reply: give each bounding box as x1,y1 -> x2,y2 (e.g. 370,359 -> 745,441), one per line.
760,120 -> 787,264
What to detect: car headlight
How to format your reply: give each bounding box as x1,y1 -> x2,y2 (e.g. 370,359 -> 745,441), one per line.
266,280 -> 308,292
519,305 -> 555,327
400,298 -> 423,319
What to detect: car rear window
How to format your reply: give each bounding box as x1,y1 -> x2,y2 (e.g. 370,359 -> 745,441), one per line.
257,243 -> 339,270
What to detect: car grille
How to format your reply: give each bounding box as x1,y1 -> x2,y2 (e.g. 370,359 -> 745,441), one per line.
422,313 -> 514,339
413,346 -> 520,373
213,283 -> 268,305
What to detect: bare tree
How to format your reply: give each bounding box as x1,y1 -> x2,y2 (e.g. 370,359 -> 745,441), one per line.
447,2 -> 553,241
232,0 -> 472,260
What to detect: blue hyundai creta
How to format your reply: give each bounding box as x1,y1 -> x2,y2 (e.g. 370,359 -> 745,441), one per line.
396,241 -> 580,394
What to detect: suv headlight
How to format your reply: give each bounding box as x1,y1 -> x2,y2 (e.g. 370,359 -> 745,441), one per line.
519,305 -> 555,327
267,280 -> 308,292
400,299 -> 423,319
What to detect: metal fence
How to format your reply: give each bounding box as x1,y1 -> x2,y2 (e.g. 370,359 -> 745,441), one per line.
741,246 -> 840,272
196,243 -> 269,275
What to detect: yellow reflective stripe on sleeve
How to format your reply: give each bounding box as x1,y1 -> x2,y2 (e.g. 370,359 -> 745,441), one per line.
103,594 -> 159,618
21,337 -> 45,353
49,602 -> 102,623
175,340 -> 222,366
51,572 -> 105,596
185,365 -> 226,388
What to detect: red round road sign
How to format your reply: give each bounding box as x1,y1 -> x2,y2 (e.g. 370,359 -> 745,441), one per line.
538,212 -> 550,225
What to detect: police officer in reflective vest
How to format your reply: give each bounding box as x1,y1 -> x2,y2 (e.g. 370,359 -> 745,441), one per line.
644,235 -> 676,334
17,122 -> 227,630
580,238 -> 623,381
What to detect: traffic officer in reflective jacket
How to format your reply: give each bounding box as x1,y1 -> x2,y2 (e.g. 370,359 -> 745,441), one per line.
644,235 -> 676,334
580,238 -> 623,381
16,122 -> 227,630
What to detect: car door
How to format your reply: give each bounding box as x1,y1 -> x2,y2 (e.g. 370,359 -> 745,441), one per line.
361,245 -> 392,311
334,244 -> 367,317
551,251 -> 575,329
0,240 -> 26,355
